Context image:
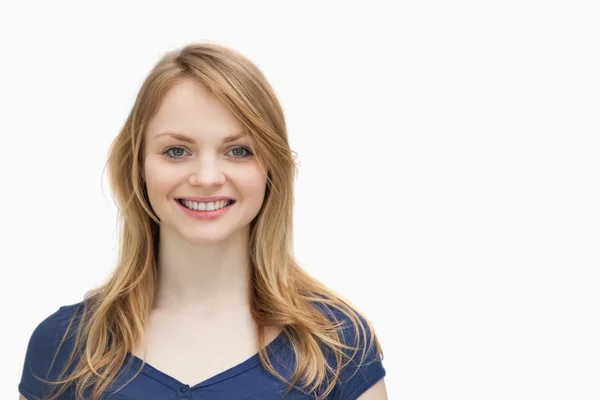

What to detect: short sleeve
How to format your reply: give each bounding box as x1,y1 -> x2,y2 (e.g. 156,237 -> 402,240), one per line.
321,305 -> 386,400
19,304 -> 81,400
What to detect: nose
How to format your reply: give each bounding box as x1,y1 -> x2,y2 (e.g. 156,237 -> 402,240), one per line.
188,155 -> 226,187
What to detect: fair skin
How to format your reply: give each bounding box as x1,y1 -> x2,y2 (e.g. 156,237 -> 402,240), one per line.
358,379 -> 388,399
19,76 -> 387,399
132,77 -> 276,385
139,78 -> 387,398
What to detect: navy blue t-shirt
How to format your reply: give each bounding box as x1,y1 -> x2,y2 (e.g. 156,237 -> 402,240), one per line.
19,301 -> 385,399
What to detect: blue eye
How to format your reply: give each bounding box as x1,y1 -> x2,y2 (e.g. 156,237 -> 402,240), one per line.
163,147 -> 190,160
227,146 -> 253,159
162,146 -> 253,161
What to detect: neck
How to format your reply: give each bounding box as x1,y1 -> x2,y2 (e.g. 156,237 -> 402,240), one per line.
153,225 -> 252,315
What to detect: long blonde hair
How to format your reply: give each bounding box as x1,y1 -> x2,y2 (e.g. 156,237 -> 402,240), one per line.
43,41 -> 383,399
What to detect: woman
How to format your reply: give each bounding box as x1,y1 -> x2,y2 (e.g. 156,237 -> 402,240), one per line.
18,42 -> 387,400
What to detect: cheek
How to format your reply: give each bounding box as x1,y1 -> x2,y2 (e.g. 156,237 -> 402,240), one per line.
144,162 -> 177,196
236,168 -> 268,199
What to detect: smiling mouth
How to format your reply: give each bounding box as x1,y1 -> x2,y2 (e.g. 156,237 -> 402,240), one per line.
176,198 -> 236,211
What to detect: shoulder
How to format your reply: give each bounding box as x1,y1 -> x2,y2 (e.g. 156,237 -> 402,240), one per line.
314,301 -> 379,354
314,301 -> 386,400
19,301 -> 85,400
24,301 -> 84,357
31,301 -> 83,340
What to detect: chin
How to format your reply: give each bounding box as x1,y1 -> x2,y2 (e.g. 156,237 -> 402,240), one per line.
182,224 -> 249,245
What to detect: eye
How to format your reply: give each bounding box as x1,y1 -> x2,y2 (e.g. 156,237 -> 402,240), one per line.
163,146 -> 190,160
227,146 -> 254,159
162,145 -> 253,161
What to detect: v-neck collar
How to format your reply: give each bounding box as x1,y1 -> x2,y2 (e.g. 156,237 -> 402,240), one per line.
122,331 -> 287,391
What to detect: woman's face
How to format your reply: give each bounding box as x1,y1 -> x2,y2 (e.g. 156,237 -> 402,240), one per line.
143,78 -> 267,244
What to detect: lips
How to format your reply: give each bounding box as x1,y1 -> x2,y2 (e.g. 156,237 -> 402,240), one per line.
175,197 -> 235,220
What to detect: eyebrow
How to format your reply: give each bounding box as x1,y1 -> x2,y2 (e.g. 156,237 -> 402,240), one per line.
154,131 -> 247,144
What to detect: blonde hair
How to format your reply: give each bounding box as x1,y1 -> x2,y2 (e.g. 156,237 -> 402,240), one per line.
41,41 -> 383,399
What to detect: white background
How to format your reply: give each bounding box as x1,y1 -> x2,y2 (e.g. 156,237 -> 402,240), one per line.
1,1 -> 599,399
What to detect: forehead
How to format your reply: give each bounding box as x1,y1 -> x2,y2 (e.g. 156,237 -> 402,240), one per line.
146,79 -> 246,140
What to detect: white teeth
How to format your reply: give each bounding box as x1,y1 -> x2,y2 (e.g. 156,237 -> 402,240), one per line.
181,199 -> 232,211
